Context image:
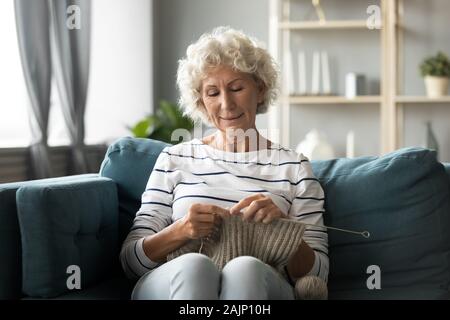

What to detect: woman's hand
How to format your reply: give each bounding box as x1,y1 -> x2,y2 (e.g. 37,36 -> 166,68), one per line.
229,193 -> 288,224
179,203 -> 230,240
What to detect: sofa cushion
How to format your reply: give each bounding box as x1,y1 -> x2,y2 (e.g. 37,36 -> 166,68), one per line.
444,163 -> 450,185
22,277 -> 134,300
311,147 -> 450,299
0,174 -> 97,299
16,176 -> 119,298
99,137 -> 170,242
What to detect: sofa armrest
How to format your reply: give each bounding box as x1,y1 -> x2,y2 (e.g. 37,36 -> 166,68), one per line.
16,176 -> 119,298
0,174 -> 99,299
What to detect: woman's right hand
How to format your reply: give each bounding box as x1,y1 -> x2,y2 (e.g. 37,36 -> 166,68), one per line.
179,203 -> 230,240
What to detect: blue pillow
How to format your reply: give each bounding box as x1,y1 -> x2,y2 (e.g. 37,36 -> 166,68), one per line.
311,147 -> 450,299
16,177 -> 118,298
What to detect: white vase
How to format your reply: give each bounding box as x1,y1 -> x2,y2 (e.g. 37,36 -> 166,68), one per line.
295,130 -> 335,160
424,76 -> 449,98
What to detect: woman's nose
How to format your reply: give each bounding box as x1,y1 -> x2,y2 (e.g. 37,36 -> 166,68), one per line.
220,91 -> 235,110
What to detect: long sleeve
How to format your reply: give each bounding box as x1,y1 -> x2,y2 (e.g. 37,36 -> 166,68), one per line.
120,148 -> 174,280
288,154 -> 329,282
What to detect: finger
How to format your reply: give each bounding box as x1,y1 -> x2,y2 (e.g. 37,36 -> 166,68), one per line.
194,221 -> 217,229
262,213 -> 275,224
262,209 -> 284,224
230,194 -> 265,215
192,212 -> 216,223
197,226 -> 215,233
197,204 -> 230,218
194,230 -> 212,239
253,208 -> 269,223
242,199 -> 269,222
242,206 -> 258,222
192,226 -> 215,238
210,205 -> 230,218
213,214 -> 223,226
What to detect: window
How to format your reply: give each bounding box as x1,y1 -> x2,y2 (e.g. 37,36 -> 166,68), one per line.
0,0 -> 31,147
0,0 -> 152,147
0,0 -> 70,147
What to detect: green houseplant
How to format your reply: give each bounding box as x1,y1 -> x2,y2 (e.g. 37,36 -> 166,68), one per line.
419,51 -> 450,98
129,100 -> 194,144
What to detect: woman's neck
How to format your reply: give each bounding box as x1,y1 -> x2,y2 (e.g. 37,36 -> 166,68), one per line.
206,129 -> 271,152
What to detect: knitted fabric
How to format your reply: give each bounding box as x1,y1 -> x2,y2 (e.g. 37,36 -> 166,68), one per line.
167,215 -> 328,299
167,215 -> 306,278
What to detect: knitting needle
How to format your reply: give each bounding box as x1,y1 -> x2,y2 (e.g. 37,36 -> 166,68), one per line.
299,223 -> 370,238
228,210 -> 371,239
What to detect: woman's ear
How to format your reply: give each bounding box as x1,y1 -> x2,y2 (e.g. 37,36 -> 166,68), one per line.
198,101 -> 211,122
256,79 -> 266,104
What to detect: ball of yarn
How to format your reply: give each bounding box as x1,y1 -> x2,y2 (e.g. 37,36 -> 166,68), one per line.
295,276 -> 328,300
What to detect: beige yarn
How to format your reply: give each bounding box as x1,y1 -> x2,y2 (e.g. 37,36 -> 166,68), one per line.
295,275 -> 328,300
167,215 -> 328,299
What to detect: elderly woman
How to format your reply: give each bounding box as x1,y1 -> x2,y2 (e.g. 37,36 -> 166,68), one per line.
120,26 -> 328,300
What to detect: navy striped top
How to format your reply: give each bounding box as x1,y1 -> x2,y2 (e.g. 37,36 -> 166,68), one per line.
120,138 -> 329,282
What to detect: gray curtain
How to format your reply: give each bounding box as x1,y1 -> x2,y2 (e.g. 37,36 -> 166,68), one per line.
15,0 -> 53,179
49,0 -> 91,174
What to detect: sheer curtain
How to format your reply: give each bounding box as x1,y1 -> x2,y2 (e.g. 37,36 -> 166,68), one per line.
49,0 -> 91,173
14,0 -> 53,178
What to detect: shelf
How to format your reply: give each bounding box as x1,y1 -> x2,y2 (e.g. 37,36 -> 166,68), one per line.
269,0 -> 446,154
286,95 -> 381,104
395,96 -> 450,104
279,20 -> 381,30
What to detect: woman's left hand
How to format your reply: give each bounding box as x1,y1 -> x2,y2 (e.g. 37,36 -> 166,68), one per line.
229,193 -> 288,224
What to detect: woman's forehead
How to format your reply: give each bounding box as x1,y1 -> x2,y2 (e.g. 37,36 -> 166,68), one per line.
202,66 -> 251,85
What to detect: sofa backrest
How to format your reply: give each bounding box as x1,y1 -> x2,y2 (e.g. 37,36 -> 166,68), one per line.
310,149 -> 450,299
444,163 -> 450,185
99,137 -> 170,242
99,137 -> 450,299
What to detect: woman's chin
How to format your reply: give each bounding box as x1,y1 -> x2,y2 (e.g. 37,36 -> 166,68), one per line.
220,124 -> 250,132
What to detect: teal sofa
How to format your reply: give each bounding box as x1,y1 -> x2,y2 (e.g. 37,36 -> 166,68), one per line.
1,137 -> 450,300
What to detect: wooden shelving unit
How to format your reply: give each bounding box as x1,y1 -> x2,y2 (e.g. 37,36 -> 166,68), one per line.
395,96 -> 450,104
287,95 -> 381,104
268,0 -> 449,155
278,20 -> 375,30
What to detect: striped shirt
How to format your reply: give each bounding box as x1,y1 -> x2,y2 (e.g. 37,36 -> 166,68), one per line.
120,138 -> 329,282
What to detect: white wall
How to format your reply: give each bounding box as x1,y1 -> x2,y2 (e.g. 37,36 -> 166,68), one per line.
156,0 -> 450,161
156,0 -> 269,132
83,0 -> 153,145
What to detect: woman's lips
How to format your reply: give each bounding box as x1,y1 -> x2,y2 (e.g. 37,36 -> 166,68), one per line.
220,113 -> 244,121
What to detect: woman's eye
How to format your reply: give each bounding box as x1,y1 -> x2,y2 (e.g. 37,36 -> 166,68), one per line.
207,91 -> 219,97
231,87 -> 243,92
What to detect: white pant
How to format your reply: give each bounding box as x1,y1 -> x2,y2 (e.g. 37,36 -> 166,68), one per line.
131,253 -> 295,300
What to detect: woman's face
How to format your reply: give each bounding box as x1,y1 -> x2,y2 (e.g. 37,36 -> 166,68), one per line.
200,65 -> 265,132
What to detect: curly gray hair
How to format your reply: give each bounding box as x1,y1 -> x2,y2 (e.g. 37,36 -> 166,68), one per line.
176,26 -> 280,125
